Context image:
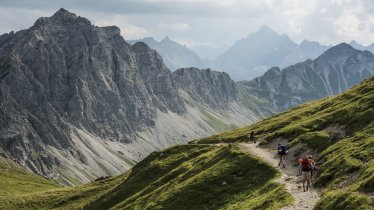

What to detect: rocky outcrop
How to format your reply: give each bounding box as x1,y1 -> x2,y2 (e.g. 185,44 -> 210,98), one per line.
239,43 -> 374,112
172,68 -> 237,109
0,8 -> 187,184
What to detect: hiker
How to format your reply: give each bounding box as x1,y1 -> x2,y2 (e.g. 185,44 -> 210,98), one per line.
248,131 -> 256,143
301,156 -> 312,192
308,155 -> 316,179
277,144 -> 287,168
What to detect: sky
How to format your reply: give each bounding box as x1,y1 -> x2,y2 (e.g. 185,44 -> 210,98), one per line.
1,0 -> 374,53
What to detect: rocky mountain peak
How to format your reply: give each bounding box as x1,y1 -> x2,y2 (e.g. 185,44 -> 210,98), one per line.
315,42 -> 358,65
132,41 -> 152,51
263,67 -> 281,78
256,25 -> 277,35
33,8 -> 91,30
349,40 -> 363,48
54,8 -> 77,18
248,25 -> 279,40
0,8 -> 187,183
161,36 -> 172,43
323,42 -> 354,55
300,39 -> 319,47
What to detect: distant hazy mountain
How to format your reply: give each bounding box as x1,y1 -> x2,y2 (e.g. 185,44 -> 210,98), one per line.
129,26 -> 331,81
128,37 -> 209,71
190,44 -> 229,60
349,40 -> 374,54
239,43 -> 374,112
213,25 -> 330,81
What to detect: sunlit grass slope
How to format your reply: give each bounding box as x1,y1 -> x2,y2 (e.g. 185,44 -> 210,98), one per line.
0,156 -> 59,196
0,145 -> 292,209
197,77 -> 374,210
84,145 -> 292,209
0,167 -> 128,209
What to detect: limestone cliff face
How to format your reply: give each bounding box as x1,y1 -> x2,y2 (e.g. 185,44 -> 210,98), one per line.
240,43 -> 374,112
0,9 -> 260,185
0,9 -> 186,184
172,67 -> 238,110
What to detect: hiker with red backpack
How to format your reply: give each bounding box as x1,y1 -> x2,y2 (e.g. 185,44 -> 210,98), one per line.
301,156 -> 313,191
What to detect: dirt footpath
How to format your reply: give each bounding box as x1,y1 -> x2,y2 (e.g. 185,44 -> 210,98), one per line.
239,143 -> 321,210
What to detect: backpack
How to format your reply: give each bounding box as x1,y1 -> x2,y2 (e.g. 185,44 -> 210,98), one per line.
301,158 -> 311,171
281,145 -> 287,152
278,145 -> 287,155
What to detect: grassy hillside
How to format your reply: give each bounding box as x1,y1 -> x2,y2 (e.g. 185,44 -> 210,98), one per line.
0,156 -> 59,196
85,145 -> 292,209
197,77 -> 374,209
0,145 -> 292,209
0,171 -> 131,209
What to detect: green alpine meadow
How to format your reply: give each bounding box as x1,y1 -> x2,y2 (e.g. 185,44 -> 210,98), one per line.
0,76 -> 372,209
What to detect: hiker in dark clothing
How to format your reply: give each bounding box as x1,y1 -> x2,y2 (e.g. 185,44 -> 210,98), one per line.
278,144 -> 287,168
248,131 -> 256,143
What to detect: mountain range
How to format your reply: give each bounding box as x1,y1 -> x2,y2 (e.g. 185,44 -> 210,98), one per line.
131,26 -> 332,81
0,9 -> 373,188
240,43 -> 374,112
212,25 -> 331,80
131,26 -> 374,83
1,71 -> 372,210
128,37 -> 209,71
349,40 -> 374,53
0,9 -> 258,185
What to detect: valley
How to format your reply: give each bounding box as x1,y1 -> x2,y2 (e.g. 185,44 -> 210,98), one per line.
0,6 -> 373,210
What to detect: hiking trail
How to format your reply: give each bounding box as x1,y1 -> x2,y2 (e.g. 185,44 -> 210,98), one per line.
238,143 -> 321,210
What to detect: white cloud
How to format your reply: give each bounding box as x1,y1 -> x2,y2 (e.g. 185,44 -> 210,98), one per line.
93,15 -> 150,39
334,14 -> 360,38
0,7 -> 52,34
1,0 -> 374,47
159,23 -> 191,32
